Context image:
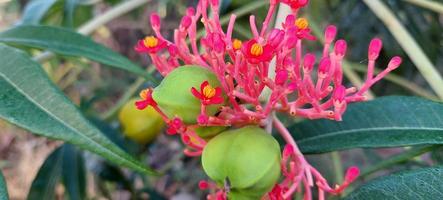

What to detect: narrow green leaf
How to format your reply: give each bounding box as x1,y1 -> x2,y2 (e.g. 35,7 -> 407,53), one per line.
290,96 -> 443,153
345,167 -> 443,200
0,25 -> 155,82
0,44 -> 156,175
29,144 -> 87,200
62,144 -> 86,200
0,170 -> 8,200
20,0 -> 57,25
27,147 -> 64,200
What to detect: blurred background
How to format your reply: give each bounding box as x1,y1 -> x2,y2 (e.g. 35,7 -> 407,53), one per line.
0,0 -> 442,199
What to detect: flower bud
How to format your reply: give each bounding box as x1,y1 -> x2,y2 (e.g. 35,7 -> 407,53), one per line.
284,15 -> 295,28
152,66 -> 225,124
368,38 -> 383,60
334,39 -> 347,58
333,85 -> 346,103
388,56 -> 402,70
318,57 -> 331,75
202,126 -> 281,199
283,144 -> 294,157
344,166 -> 360,183
209,0 -> 219,7
268,29 -> 285,48
324,25 -> 337,44
150,13 -> 161,29
118,98 -> 164,144
303,53 -> 316,72
186,7 -> 195,16
180,15 -> 192,29
275,69 -> 288,86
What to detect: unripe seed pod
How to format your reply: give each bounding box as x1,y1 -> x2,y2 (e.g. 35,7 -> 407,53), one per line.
202,126 -> 281,199
118,98 -> 164,144
152,65 -> 225,124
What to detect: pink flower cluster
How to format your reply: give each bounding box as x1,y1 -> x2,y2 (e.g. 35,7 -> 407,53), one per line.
134,0 -> 401,199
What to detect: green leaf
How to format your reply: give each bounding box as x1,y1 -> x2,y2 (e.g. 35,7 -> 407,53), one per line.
62,144 -> 86,200
0,44 -> 156,175
28,147 -> 63,200
345,167 -> 443,200
290,96 -> 443,154
0,25 -> 155,82
20,0 -> 57,25
0,170 -> 8,200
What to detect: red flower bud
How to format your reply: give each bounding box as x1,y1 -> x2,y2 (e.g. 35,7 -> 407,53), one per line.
324,25 -> 337,43
186,7 -> 195,16
388,56 -> 402,70
268,29 -> 285,48
344,166 -> 360,183
150,13 -> 161,29
333,85 -> 346,103
368,38 -> 383,60
275,69 -> 288,86
180,15 -> 192,29
334,39 -> 347,57
209,0 -> 219,6
303,53 -> 316,72
283,144 -> 294,157
199,180 -> 210,190
318,57 -> 331,75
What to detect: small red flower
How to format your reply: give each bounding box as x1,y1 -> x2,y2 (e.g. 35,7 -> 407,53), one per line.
134,36 -> 167,54
135,88 -> 157,110
191,81 -> 224,105
241,39 -> 274,64
281,0 -> 309,9
290,18 -> 316,40
166,117 -> 184,135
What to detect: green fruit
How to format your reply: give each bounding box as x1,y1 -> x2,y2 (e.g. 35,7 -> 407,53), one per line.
202,126 -> 281,199
118,98 -> 165,144
152,65 -> 225,124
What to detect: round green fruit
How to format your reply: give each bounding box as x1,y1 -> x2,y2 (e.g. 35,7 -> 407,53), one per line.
118,98 -> 165,144
152,65 -> 225,124
202,126 -> 281,199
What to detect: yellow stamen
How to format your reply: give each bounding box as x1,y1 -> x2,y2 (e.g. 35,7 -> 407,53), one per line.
250,43 -> 263,56
232,39 -> 242,50
139,89 -> 149,99
143,36 -> 159,48
203,85 -> 216,98
295,18 -> 309,29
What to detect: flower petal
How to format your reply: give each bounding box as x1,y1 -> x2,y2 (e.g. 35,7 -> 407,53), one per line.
214,87 -> 222,96
200,81 -> 209,92
135,100 -> 149,110
191,87 -> 204,100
